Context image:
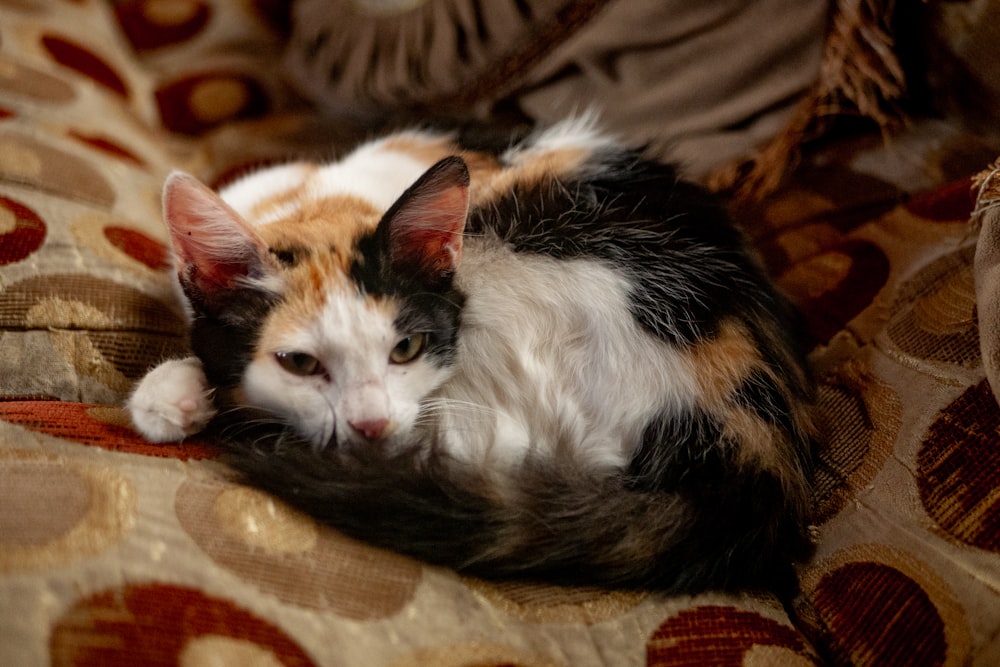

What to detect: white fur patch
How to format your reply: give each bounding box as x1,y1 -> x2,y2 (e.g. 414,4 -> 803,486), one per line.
127,356 -> 216,442
434,238 -> 697,470
221,142 -> 440,228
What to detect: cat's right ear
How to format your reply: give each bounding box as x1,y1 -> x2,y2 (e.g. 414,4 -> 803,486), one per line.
378,156 -> 469,288
162,172 -> 271,297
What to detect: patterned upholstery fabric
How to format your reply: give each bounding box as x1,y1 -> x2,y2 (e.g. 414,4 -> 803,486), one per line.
2,1 -> 1000,666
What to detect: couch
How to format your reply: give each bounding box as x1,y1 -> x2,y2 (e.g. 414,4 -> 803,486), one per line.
2,1 -> 1000,665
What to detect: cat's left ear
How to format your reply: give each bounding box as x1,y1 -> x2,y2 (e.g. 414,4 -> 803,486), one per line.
379,156 -> 469,286
162,171 -> 272,299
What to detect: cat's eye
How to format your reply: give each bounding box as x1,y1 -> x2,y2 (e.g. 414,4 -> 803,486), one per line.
274,351 -> 324,377
390,334 -> 426,364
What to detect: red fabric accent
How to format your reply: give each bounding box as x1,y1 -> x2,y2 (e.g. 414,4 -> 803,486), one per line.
50,583 -> 316,666
647,605 -> 808,666
795,240 -> 891,345
0,196 -> 47,266
68,131 -> 146,167
155,73 -> 269,135
103,226 -> 170,271
813,562 -> 947,667
904,179 -> 976,222
41,35 -> 129,98
0,401 -> 218,461
114,0 -> 212,52
918,380 -> 1000,552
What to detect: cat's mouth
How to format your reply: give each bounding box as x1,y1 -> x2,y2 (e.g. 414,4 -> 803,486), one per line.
334,421 -> 398,453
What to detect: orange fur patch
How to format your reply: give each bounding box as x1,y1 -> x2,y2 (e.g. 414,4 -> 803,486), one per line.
472,146 -> 589,205
256,195 -> 382,273
381,135 -> 457,166
381,133 -> 591,211
245,163 -> 317,222
381,135 -> 501,179
687,321 -> 788,472
686,321 -> 761,408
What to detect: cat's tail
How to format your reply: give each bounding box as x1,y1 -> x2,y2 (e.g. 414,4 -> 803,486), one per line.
220,432 -> 811,594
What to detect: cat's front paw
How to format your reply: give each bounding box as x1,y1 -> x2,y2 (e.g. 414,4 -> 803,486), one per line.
127,357 -> 217,442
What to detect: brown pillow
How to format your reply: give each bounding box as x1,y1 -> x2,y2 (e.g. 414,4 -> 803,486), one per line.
282,0 -> 828,179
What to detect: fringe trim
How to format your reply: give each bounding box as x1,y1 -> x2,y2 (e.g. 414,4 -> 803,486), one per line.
709,0 -> 907,202
971,158 -> 1000,236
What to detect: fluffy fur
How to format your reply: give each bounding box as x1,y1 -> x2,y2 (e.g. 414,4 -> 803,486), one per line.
129,118 -> 815,593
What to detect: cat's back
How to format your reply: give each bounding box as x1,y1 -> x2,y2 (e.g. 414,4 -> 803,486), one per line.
220,118 -> 622,229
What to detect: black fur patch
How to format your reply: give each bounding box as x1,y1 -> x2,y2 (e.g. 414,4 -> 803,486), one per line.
187,285 -> 278,390
465,151 -> 773,346
350,231 -> 465,369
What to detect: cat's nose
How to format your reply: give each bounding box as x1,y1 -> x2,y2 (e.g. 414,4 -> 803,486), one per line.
348,417 -> 389,441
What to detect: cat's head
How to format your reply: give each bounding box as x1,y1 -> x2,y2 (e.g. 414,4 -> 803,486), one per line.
161,157 -> 470,451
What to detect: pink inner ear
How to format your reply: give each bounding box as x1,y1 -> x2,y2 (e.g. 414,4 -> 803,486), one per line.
163,171 -> 266,291
388,157 -> 470,280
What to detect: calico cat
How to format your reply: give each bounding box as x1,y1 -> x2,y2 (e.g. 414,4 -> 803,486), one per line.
128,118 -> 815,593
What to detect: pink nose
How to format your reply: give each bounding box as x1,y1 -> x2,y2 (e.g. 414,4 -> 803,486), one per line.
348,417 -> 389,441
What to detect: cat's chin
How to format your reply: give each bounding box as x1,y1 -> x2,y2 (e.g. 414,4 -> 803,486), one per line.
332,432 -> 405,456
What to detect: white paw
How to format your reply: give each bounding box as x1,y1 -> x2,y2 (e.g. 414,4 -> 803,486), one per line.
127,357 -> 217,442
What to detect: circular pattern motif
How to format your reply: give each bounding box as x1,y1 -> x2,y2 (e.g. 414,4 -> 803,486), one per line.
778,240 -> 890,345
812,360 -> 902,523
49,583 -> 316,666
179,636 -> 285,667
71,213 -> 172,277
812,563 -> 946,666
0,450 -> 136,573
214,486 -> 319,554
0,195 -> 46,265
0,274 -> 188,392
175,478 -> 423,618
187,77 -> 251,124
748,165 -> 901,275
882,245 -> 980,371
646,606 -> 811,666
918,380 -> 1000,552
114,0 -> 212,52
155,73 -> 269,135
0,401 -> 218,460
0,273 -> 185,334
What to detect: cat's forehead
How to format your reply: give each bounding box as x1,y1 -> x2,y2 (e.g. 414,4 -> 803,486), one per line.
254,194 -> 381,271
225,147 -> 435,224
258,267 -> 400,356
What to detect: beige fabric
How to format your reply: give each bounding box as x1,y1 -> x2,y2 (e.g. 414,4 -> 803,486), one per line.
0,3 -> 816,665
284,0 -> 827,179
927,0 -> 1000,129
974,161 -> 1000,405
3,1 -> 1000,665
513,0 -> 828,179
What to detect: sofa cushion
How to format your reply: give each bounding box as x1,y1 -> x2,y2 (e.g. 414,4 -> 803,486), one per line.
0,0 -> 298,404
